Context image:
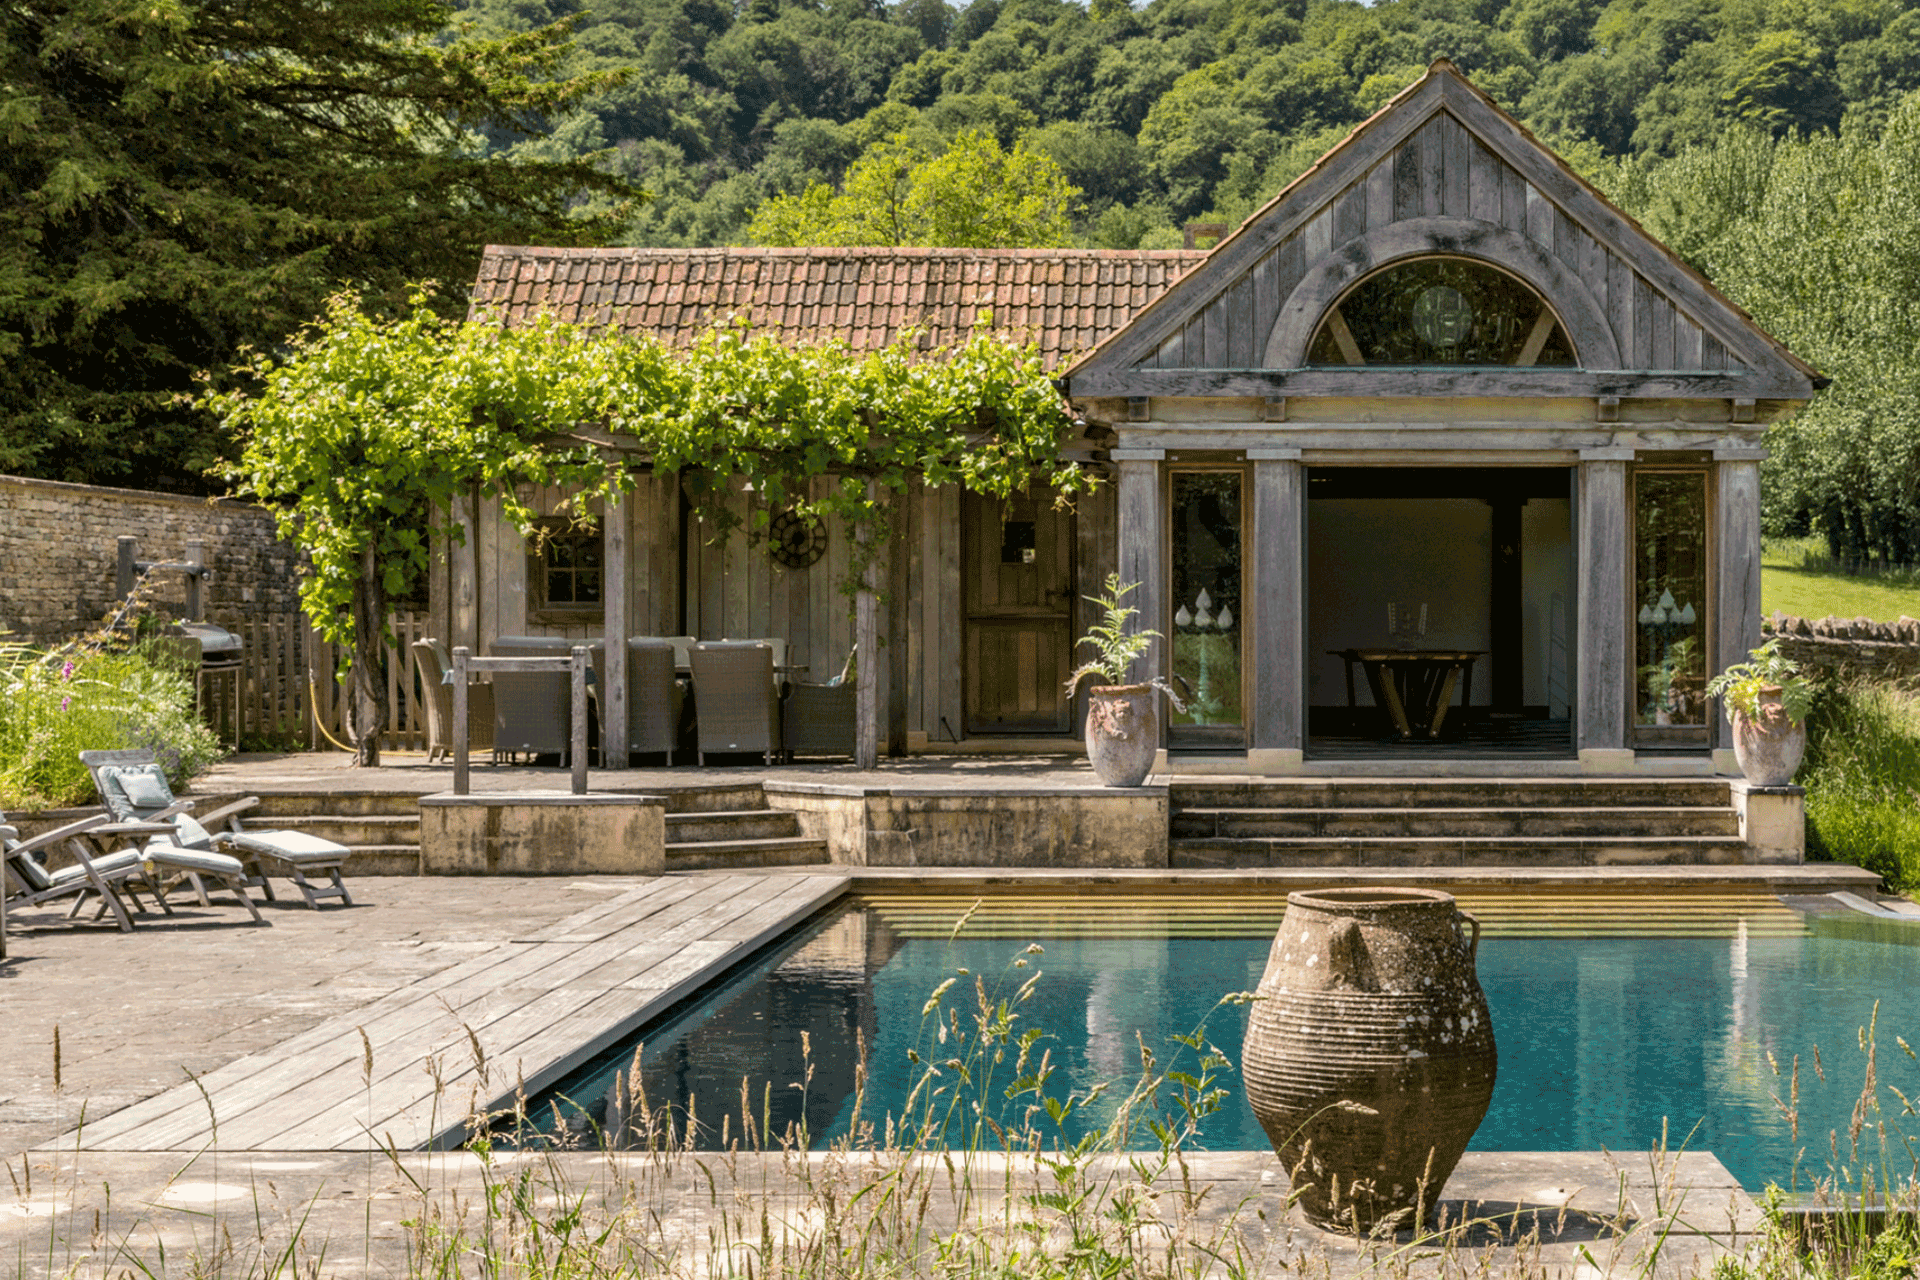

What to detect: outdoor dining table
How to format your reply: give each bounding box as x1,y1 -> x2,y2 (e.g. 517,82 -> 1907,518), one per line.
1330,649 -> 1485,741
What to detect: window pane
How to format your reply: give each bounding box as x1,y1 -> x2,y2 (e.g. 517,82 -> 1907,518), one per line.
1307,258 -> 1578,367
1633,472 -> 1708,727
1169,472 -> 1243,729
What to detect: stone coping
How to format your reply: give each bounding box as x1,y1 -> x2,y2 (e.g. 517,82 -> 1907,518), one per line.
419,790 -> 668,807
763,779 -> 1166,798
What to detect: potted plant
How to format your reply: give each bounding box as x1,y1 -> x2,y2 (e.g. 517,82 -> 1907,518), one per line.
1064,574 -> 1185,787
1704,639 -> 1816,785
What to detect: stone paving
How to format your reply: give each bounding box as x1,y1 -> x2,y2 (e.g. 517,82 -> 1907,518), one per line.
0,875 -> 631,1157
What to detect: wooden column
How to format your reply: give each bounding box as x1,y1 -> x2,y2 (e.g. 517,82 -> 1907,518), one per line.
1250,450 -> 1305,763
1490,497 -> 1523,714
1113,450 -> 1165,687
602,491 -> 629,770
887,492 -> 909,756
1715,451 -> 1766,757
450,485 -> 479,653
1576,450 -> 1632,761
855,478 -> 881,769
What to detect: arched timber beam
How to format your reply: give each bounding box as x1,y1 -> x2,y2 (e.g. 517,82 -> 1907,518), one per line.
1262,217 -> 1622,372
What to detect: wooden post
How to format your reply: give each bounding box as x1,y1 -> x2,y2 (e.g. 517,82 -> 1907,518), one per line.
855,479 -> 880,769
1576,451 -> 1631,756
571,645 -> 590,795
1251,451 -> 1304,758
452,646 -> 470,796
1715,452 -> 1766,755
116,536 -> 137,601
886,493 -> 909,757
1113,450 -> 1166,687
602,493 -> 630,770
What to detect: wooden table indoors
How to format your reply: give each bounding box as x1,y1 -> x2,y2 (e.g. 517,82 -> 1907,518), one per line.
1330,649 -> 1485,741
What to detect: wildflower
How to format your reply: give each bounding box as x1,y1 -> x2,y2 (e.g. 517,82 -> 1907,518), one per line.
61,696 -> 71,712
59,660 -> 74,680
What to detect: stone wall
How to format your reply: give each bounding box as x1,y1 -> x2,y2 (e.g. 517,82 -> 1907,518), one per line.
1762,613 -> 1920,683
0,474 -> 302,644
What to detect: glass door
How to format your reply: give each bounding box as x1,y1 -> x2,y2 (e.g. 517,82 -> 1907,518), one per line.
1630,468 -> 1710,748
1168,468 -> 1245,748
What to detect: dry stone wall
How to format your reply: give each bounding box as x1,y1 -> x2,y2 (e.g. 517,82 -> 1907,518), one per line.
0,474 -> 302,644
1763,613 -> 1920,683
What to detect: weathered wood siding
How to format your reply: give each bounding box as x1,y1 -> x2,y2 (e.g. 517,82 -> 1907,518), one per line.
434,475 -> 1117,743
1136,110 -> 1733,376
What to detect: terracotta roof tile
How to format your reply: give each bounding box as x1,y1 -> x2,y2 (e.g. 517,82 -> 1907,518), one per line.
470,247 -> 1205,366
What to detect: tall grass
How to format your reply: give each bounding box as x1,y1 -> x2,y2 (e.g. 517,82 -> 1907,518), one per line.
0,639 -> 224,810
1801,682 -> 1920,891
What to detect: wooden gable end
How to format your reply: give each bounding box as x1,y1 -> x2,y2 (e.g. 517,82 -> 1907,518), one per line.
1065,63 -> 1818,402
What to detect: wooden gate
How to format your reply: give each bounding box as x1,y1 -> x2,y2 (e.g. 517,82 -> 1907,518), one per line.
963,490 -> 1075,735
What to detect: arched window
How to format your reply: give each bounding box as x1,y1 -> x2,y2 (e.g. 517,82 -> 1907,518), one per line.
1306,257 -> 1578,367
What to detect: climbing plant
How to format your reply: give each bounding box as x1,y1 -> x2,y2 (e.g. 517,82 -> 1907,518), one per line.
210,293 -> 1086,767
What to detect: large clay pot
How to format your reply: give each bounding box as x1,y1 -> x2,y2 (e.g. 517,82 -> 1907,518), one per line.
1084,684 -> 1158,787
1241,887 -> 1496,1234
1731,686 -> 1807,786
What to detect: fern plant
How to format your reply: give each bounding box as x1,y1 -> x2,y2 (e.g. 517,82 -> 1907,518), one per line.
1705,638 -> 1816,726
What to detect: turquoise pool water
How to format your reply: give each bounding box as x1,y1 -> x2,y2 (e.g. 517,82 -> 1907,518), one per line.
528,892 -> 1920,1191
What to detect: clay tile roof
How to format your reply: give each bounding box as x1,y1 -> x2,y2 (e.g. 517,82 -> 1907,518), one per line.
469,246 -> 1207,368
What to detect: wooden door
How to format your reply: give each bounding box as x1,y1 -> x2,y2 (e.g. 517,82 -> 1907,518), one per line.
964,490 -> 1075,734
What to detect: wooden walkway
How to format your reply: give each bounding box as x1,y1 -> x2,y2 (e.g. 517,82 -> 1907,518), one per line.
66,872 -> 850,1152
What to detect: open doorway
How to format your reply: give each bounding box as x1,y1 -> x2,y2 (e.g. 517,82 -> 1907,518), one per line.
1305,467 -> 1574,759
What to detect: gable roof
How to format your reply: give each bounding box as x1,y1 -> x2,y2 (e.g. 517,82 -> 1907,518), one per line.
1062,61 -> 1821,402
470,246 -> 1206,367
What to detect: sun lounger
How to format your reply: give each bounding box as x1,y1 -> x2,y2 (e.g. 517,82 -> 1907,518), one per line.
3,812 -> 164,934
80,750 -> 340,913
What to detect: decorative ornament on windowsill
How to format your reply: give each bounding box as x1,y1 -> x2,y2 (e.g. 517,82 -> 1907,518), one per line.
1637,589 -> 1699,724
1064,574 -> 1187,787
1174,589 -> 1233,725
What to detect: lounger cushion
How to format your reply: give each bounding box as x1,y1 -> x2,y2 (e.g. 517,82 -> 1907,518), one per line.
219,830 -> 349,864
45,849 -> 144,887
143,845 -> 247,877
97,763 -> 174,819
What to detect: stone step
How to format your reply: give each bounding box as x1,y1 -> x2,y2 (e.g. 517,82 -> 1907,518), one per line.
249,813 -> 422,847
1171,806 -> 1740,839
339,845 -> 423,876
645,784 -> 772,815
665,836 -> 830,870
1169,777 -> 1731,810
244,791 -> 420,818
1169,835 -> 1750,869
666,809 -> 801,844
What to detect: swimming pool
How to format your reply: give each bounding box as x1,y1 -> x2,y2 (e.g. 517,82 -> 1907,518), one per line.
526,889 -> 1920,1191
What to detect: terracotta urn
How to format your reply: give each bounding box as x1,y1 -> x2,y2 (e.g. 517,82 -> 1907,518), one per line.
1731,685 -> 1807,786
1084,684 -> 1158,787
1241,887 -> 1497,1234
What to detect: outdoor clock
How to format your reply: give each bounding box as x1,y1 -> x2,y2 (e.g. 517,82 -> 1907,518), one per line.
769,508 -> 828,570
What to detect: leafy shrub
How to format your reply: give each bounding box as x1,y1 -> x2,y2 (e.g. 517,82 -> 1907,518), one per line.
0,639 -> 224,810
1800,681 -> 1920,890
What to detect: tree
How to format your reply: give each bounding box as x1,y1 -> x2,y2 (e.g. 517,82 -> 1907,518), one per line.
210,291 -> 652,764
745,128 -> 1079,246
0,0 -> 635,490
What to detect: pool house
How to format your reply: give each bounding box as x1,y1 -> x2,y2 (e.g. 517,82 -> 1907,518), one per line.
442,60 -> 1820,780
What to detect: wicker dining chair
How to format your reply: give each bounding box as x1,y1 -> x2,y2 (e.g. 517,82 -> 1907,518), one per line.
626,638 -> 681,764
489,636 -> 600,765
411,638 -> 495,764
689,641 -> 780,765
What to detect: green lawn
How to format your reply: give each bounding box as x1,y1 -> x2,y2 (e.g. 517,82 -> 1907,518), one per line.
1762,538 -> 1920,622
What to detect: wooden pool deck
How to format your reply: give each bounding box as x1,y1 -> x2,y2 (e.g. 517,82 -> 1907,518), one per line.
67,872 -> 847,1153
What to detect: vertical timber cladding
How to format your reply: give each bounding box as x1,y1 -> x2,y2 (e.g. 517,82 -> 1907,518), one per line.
963,488 -> 1075,734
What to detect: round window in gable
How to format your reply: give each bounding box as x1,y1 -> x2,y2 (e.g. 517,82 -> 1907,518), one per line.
769,508 -> 828,570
